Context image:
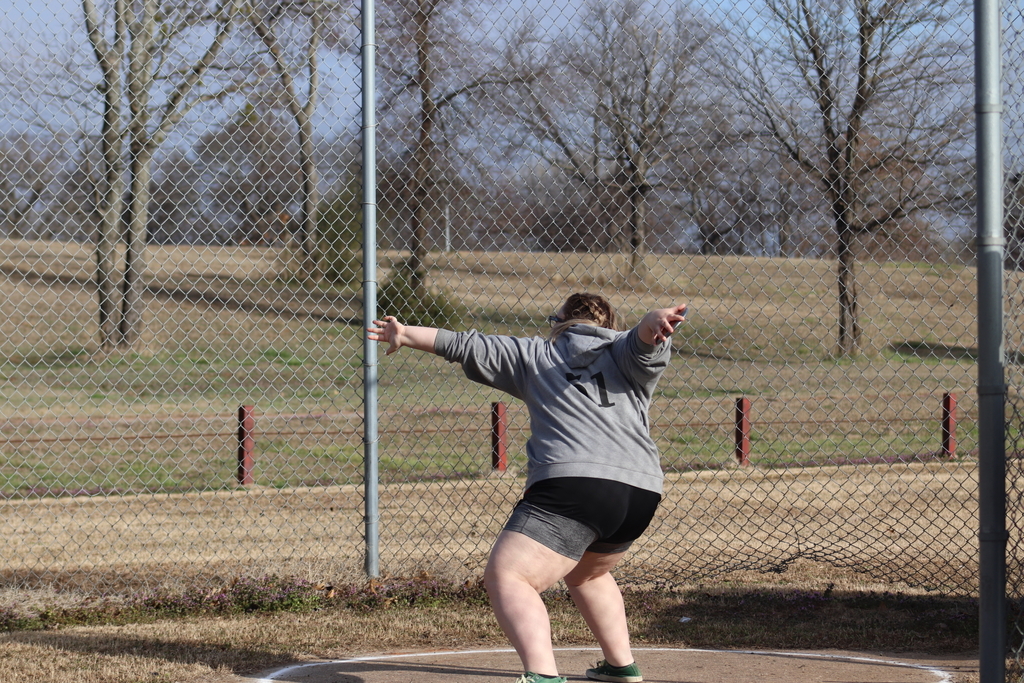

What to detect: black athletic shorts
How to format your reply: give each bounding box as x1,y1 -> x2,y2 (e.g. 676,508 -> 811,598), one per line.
503,477 -> 662,560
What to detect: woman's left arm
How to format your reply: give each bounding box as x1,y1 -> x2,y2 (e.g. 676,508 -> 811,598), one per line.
367,316 -> 439,355
638,304 -> 688,346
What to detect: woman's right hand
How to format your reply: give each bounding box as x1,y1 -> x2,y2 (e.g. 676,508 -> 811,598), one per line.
367,316 -> 405,355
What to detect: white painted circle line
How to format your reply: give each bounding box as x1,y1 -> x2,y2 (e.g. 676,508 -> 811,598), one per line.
255,646 -> 952,683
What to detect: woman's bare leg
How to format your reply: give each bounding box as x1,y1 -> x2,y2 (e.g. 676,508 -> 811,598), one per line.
484,530 -> 578,676
564,551 -> 633,667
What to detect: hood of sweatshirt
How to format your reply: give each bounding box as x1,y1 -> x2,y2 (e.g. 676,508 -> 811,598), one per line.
554,325 -> 620,369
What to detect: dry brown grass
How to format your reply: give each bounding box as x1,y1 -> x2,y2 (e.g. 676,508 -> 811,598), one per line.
0,597 -> 519,683
415,250 -> 977,356
0,557 -> 980,683
1,461 -> 979,596
0,239 -> 979,360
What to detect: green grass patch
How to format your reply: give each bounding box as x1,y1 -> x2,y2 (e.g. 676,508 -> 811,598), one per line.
659,421 -> 979,471
0,284 -> 980,498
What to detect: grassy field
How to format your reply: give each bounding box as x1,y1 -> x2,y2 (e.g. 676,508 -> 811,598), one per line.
0,239 -> 985,599
0,239 -> 991,683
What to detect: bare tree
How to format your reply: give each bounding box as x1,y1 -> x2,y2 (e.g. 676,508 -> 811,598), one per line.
406,0 -> 439,291
1,33 -> 103,243
497,0 -> 721,279
38,135 -> 109,242
0,133 -> 64,239
377,0 -> 524,291
148,150 -> 209,244
677,136 -> 827,258
82,0 -> 243,348
736,0 -> 970,355
195,102 -> 303,244
668,108 -> 759,256
245,0 -> 352,279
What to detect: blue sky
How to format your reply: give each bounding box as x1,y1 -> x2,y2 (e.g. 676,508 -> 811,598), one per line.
2,0 -> 1019,161
0,0 -> 364,141
4,0 -> 80,44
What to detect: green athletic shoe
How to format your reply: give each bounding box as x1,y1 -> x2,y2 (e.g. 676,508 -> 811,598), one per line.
514,673 -> 567,683
585,660 -> 643,683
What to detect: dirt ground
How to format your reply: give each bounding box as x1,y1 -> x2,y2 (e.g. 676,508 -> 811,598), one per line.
226,647 -> 978,683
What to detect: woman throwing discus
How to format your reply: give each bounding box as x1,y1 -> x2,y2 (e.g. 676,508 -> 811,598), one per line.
367,292 -> 687,683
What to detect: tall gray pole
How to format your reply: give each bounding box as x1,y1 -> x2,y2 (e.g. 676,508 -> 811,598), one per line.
975,0 -> 1005,678
362,0 -> 380,578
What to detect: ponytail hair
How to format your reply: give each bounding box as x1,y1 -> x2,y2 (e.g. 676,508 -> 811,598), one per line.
549,292 -> 620,341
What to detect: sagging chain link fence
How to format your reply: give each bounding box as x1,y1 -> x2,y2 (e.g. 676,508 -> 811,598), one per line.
0,0 -> 988,605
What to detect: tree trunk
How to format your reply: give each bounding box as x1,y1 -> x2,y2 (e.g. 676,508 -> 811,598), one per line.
119,0 -> 155,349
119,147 -> 153,348
83,0 -> 126,351
835,220 -> 860,356
297,8 -> 322,280
828,126 -> 863,356
95,121 -> 124,351
408,0 -> 436,294
628,180 -> 650,282
298,114 -> 319,278
778,222 -> 791,257
250,1 -> 321,281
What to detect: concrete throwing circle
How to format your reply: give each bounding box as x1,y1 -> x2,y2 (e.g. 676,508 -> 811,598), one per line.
251,647 -> 954,683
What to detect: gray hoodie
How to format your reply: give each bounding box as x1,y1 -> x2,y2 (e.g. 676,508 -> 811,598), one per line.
433,324 -> 671,493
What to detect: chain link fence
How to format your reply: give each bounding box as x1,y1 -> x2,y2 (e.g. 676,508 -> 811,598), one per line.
0,0 -> 984,605
1004,0 -> 1024,676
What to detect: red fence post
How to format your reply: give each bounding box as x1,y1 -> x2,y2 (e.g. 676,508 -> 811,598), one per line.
491,401 -> 508,472
942,392 -> 957,459
238,405 -> 255,485
735,397 -> 751,466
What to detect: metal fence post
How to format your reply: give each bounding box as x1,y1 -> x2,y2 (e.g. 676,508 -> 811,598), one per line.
491,401 -> 508,472
941,392 -> 957,459
735,397 -> 751,466
361,0 -> 380,580
237,405 -> 255,486
974,0 -> 1006,676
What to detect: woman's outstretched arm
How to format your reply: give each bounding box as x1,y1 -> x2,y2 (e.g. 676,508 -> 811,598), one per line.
638,304 -> 688,346
367,316 -> 439,355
